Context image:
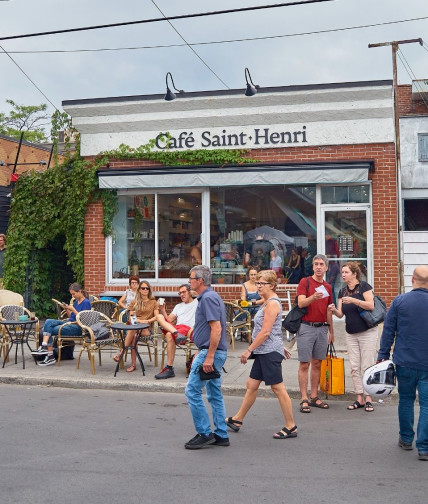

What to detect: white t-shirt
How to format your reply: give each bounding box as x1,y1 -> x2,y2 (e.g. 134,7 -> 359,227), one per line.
172,299 -> 198,327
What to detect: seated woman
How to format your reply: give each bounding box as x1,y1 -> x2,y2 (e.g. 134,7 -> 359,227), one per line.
31,282 -> 92,366
118,275 -> 139,311
114,280 -> 159,372
241,267 -> 262,316
285,248 -> 301,284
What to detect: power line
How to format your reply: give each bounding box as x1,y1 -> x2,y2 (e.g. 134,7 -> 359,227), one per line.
150,0 -> 229,89
3,15 -> 428,55
0,1 -> 334,42
397,49 -> 428,110
0,44 -> 58,110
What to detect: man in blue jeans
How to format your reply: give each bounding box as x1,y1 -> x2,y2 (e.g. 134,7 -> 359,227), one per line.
184,265 -> 228,449
378,265 -> 428,461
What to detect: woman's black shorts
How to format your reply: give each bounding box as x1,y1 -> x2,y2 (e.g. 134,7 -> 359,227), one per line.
249,351 -> 284,385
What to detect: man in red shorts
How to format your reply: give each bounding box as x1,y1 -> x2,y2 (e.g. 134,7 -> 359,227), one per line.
155,284 -> 198,379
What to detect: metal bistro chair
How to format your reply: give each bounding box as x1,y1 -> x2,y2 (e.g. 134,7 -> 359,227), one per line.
160,327 -> 196,377
91,300 -> 119,321
224,301 -> 252,351
76,310 -> 122,375
0,305 -> 40,360
118,310 -> 158,367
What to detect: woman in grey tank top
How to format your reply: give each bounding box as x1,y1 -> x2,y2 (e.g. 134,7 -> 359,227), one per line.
225,270 -> 297,439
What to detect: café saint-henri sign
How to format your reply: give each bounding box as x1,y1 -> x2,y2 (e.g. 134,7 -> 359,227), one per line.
154,126 -> 308,150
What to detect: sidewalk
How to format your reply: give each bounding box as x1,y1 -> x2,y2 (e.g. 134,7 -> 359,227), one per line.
0,320 -> 394,402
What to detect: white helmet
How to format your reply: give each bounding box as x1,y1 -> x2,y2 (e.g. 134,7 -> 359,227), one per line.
363,360 -> 396,398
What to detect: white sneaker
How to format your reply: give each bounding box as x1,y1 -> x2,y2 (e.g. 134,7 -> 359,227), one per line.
38,355 -> 56,366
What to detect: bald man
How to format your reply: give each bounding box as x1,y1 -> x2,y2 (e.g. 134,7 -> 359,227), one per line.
378,265 -> 428,461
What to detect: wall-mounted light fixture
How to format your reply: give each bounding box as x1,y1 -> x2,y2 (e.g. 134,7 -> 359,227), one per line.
165,72 -> 184,101
244,67 -> 260,97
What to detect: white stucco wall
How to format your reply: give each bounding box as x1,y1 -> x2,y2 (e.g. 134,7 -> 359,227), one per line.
400,116 -> 428,189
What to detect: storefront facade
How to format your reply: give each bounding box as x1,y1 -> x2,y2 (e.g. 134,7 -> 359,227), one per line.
63,80 -> 398,304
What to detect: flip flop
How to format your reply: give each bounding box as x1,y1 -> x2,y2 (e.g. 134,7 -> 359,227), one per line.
273,425 -> 298,439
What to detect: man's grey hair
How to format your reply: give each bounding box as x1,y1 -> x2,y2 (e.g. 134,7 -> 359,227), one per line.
312,254 -> 329,266
190,265 -> 212,286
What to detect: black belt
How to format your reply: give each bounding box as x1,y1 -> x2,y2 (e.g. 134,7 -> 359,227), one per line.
301,322 -> 330,327
199,346 -> 209,350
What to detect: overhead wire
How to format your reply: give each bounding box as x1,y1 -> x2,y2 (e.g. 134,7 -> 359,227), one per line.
150,0 -> 229,89
397,48 -> 428,110
2,15 -> 428,55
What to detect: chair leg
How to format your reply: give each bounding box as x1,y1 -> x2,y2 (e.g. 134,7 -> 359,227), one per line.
90,352 -> 96,375
153,346 -> 158,367
229,329 -> 235,351
76,347 -> 85,369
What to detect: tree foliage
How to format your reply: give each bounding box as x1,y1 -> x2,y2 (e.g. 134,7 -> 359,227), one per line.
0,99 -> 51,143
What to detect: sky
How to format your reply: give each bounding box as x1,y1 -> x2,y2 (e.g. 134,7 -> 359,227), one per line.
1,0 -> 428,123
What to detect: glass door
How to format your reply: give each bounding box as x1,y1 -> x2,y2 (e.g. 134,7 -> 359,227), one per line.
320,206 -> 371,304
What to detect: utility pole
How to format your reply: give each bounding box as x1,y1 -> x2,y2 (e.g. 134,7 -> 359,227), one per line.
369,38 -> 423,294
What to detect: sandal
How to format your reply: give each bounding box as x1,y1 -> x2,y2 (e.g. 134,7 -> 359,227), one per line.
113,353 -> 122,363
300,399 -> 311,413
309,396 -> 329,409
365,401 -> 374,412
225,417 -> 242,432
273,425 -> 298,439
347,400 -> 364,410
126,364 -> 137,373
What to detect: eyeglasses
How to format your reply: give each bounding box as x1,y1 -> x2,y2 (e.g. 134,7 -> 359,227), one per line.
255,281 -> 271,287
140,286 -> 150,291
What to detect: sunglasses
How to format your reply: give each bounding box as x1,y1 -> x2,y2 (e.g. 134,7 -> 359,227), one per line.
140,286 -> 150,291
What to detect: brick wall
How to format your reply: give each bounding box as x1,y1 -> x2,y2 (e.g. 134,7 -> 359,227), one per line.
397,84 -> 428,116
84,142 -> 398,305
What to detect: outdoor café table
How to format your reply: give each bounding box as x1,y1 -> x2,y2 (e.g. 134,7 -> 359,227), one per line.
109,322 -> 149,377
1,319 -> 37,369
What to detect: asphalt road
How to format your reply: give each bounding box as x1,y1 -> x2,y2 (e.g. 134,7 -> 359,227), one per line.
0,384 -> 425,504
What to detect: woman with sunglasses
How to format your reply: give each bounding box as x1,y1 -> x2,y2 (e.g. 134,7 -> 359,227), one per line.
225,270 -> 297,439
117,275 -> 139,310
114,280 -> 159,372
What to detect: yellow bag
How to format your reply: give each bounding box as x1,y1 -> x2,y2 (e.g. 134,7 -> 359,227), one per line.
320,343 -> 345,397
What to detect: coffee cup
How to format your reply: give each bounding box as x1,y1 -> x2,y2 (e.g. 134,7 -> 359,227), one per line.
158,297 -> 165,306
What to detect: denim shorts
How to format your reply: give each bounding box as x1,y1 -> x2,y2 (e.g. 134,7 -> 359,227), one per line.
249,351 -> 284,385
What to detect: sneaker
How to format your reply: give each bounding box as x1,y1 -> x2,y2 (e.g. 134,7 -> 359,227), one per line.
175,335 -> 187,345
184,433 -> 215,450
38,355 -> 56,366
155,367 -> 175,380
398,438 -> 413,450
213,434 -> 230,447
418,453 -> 428,461
31,345 -> 48,356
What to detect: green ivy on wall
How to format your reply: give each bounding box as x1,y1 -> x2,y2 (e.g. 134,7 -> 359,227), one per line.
3,133 -> 254,316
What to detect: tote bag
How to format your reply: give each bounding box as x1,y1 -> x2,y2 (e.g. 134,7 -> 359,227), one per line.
359,294 -> 387,328
320,343 -> 345,397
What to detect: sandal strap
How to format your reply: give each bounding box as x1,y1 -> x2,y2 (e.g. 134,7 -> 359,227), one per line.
300,399 -> 309,405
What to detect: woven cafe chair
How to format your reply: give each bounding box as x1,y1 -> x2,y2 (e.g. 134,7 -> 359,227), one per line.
91,300 -> 119,321
160,327 -> 196,377
75,310 -> 121,375
55,319 -> 87,366
51,299 -> 68,320
118,310 -> 158,367
224,301 -> 252,351
0,305 -> 40,360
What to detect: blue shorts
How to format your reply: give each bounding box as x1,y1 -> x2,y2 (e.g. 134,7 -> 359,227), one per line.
249,351 -> 284,385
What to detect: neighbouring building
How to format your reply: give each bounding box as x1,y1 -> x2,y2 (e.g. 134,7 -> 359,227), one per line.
63,79 -> 399,305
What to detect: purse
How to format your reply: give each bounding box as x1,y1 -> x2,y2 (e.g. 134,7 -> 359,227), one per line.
359,294 -> 387,328
320,343 -> 345,397
282,277 -> 309,334
198,365 -> 221,380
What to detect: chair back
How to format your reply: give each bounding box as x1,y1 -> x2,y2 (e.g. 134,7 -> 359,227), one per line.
0,304 -> 27,320
91,300 -> 118,320
224,301 -> 240,323
0,290 -> 24,307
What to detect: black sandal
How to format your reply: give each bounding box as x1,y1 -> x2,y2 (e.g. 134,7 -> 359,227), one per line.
225,417 -> 243,432
365,401 -> 374,412
300,399 -> 311,413
273,425 -> 298,439
347,400 -> 364,410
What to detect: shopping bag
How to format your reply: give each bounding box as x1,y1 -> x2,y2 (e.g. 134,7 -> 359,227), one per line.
320,343 -> 345,397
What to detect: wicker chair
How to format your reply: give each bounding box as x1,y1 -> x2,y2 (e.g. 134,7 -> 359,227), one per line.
224,301 -> 252,351
55,320 -> 87,365
160,328 -> 196,377
75,310 -> 122,374
118,310 -> 158,367
52,299 -> 68,320
91,300 -> 119,321
0,305 -> 40,360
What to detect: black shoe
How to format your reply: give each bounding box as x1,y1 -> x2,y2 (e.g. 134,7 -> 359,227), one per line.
418,453 -> 428,461
184,433 -> 215,450
398,437 -> 413,450
155,367 -> 175,379
31,345 -> 48,356
213,434 -> 230,446
38,355 -> 56,366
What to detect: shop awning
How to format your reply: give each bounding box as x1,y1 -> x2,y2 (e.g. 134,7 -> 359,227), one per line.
97,162 -> 372,189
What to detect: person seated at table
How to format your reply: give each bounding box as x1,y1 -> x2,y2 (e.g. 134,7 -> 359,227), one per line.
113,280 -> 159,372
117,275 -> 139,310
285,248 -> 301,284
31,283 -> 92,366
154,283 -> 198,380
241,267 -> 263,316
